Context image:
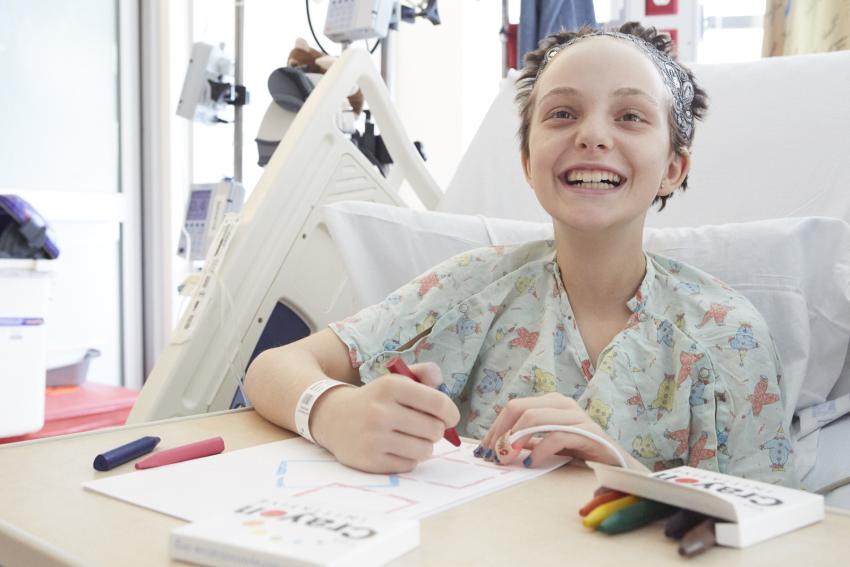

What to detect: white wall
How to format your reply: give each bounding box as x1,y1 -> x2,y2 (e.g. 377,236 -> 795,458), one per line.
395,2 -> 503,190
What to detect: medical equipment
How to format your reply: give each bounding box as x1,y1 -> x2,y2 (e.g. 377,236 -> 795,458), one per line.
324,0 -> 395,43
257,1 -> 440,174
128,48 -> 440,423
321,0 -> 439,45
176,13 -> 249,181
0,195 -> 59,260
175,9 -> 249,267
176,42 -> 248,125
177,180 -> 245,262
310,0 -> 440,102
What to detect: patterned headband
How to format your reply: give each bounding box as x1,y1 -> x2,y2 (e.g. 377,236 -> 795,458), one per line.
537,31 -> 695,143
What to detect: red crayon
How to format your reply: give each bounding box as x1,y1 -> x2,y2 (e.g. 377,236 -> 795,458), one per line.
135,436 -> 225,469
385,356 -> 462,447
579,489 -> 629,517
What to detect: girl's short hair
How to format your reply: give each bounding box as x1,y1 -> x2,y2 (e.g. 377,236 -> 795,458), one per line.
515,22 -> 709,211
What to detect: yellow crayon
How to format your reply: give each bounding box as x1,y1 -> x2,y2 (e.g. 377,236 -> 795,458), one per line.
582,495 -> 640,529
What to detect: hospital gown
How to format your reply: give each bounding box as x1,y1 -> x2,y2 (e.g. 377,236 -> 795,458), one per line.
330,240 -> 797,486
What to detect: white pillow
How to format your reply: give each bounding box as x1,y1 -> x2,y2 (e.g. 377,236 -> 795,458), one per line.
321,201 -> 552,306
322,201 -> 850,482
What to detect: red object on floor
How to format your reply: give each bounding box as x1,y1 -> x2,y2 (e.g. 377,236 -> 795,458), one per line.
0,382 -> 139,444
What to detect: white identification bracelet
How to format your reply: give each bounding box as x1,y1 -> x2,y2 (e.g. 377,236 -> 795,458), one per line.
294,379 -> 352,444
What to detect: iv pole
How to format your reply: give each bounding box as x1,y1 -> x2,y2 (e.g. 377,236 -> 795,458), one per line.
233,0 -> 244,182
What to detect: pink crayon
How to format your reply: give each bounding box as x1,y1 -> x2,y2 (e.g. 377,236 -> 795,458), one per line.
135,436 -> 225,469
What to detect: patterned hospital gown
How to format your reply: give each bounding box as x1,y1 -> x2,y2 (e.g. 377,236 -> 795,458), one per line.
330,240 -> 797,486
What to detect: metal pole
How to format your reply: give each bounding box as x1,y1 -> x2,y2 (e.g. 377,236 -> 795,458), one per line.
381,1 -> 400,99
233,0 -> 244,182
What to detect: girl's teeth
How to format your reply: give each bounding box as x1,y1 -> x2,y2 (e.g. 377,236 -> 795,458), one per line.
573,182 -> 612,190
565,169 -> 622,186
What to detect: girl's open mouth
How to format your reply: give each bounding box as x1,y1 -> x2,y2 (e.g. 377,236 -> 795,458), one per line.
561,168 -> 625,190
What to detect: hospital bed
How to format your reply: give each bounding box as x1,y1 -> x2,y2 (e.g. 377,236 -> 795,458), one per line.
128,46 -> 850,507
129,48 -> 440,422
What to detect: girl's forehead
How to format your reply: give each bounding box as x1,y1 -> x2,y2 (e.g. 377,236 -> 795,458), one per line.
537,36 -> 669,100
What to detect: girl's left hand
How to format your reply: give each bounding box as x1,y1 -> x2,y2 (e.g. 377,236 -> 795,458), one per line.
476,393 -> 646,470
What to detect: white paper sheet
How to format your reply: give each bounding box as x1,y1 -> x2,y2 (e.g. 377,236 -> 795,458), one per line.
84,438 -> 569,521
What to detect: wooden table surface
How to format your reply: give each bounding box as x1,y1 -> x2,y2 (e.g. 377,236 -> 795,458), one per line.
1,408 -> 848,567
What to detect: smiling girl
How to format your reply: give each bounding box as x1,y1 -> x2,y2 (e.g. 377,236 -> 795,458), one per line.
245,22 -> 796,487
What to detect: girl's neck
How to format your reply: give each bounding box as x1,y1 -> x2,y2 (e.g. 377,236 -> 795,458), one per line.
553,222 -> 647,313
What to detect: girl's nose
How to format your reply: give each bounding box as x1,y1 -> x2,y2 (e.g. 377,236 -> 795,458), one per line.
575,115 -> 612,150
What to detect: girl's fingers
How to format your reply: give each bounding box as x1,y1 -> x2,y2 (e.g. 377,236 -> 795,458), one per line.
524,429 -> 587,468
373,453 -> 419,474
348,430 -> 423,474
389,405 -> 446,444
480,394 -> 578,452
384,430 -> 435,463
491,407 -> 586,465
386,376 -> 460,427
480,405 -> 588,461
407,362 -> 444,389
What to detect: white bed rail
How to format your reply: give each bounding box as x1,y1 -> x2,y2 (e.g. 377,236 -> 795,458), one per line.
129,48 -> 441,422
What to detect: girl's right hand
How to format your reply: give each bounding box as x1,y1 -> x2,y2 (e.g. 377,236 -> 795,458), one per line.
309,362 -> 460,474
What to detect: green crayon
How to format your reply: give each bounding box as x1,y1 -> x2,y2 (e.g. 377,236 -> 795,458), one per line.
597,499 -> 677,535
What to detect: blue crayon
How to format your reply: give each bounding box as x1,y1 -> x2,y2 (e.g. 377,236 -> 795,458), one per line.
93,436 -> 161,471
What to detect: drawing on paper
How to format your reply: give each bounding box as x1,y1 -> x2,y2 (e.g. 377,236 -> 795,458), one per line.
276,459 -> 399,488
294,483 -> 419,515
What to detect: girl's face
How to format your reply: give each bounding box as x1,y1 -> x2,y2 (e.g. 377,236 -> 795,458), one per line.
521,37 -> 689,234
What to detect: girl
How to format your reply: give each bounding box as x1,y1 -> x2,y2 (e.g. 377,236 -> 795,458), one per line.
245,22 -> 796,487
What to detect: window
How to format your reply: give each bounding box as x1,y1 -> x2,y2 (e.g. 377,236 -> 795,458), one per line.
698,0 -> 766,63
0,0 -> 143,387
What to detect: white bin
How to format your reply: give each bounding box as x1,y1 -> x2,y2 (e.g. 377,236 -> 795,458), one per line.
0,260 -> 52,437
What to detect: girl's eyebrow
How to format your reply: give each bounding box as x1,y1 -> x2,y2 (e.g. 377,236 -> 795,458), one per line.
539,86 -> 659,108
611,87 -> 659,107
538,86 -> 581,105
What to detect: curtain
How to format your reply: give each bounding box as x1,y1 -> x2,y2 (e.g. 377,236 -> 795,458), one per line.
763,0 -> 850,56
517,0 -> 596,67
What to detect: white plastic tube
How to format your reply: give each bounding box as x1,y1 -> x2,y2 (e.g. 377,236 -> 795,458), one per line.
507,425 -> 629,469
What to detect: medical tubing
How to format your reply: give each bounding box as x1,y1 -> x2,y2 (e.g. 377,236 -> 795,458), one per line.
305,0 -> 331,55
507,425 -> 629,469
815,474 -> 850,495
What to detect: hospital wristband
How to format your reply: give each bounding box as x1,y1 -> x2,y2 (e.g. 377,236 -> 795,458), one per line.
294,379 -> 353,445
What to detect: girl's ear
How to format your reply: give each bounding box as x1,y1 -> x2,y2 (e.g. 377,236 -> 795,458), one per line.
660,149 -> 690,196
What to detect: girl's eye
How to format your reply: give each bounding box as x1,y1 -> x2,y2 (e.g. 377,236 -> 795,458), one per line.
620,112 -> 644,123
550,110 -> 575,120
